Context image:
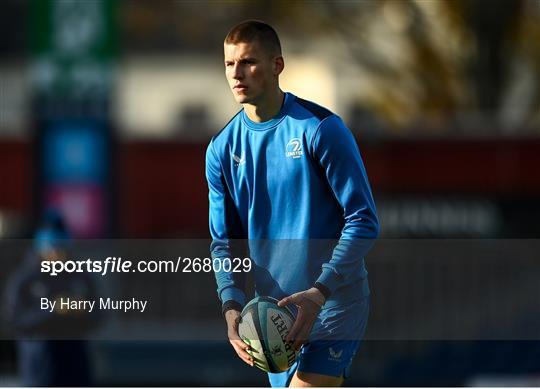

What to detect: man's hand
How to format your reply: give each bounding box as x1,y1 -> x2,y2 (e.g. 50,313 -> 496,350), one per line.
225,309 -> 254,367
278,287 -> 326,351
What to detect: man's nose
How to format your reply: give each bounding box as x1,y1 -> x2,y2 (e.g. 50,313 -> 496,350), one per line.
232,63 -> 243,79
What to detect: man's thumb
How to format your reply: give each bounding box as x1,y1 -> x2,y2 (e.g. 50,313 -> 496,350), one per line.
278,294 -> 294,307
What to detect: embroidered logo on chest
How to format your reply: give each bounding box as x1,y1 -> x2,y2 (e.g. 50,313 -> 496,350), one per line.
285,138 -> 303,159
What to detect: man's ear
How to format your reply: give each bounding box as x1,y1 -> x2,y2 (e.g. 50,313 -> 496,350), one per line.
273,56 -> 284,76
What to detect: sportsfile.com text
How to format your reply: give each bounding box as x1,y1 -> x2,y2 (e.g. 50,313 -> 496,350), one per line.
41,257 -> 252,276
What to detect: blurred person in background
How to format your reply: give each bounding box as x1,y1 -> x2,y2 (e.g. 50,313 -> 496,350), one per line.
3,209 -> 97,386
206,20 -> 379,387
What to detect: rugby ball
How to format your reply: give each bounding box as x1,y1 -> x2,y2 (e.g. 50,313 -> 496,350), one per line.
238,296 -> 298,373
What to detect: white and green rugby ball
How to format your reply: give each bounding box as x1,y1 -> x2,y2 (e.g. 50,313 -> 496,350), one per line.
238,296 -> 298,373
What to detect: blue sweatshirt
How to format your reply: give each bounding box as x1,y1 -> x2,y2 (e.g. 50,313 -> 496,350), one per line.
206,92 -> 379,310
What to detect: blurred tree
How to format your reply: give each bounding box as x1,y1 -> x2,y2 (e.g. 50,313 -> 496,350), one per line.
280,0 -> 536,133
118,0 -> 540,134
463,0 -> 523,111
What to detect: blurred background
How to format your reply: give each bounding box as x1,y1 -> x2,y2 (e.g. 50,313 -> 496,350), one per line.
1,0 -> 540,386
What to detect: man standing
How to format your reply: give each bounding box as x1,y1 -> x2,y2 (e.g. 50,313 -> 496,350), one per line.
206,20 -> 379,387
4,210 -> 95,386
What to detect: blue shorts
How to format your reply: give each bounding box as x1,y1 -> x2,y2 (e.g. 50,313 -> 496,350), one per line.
268,296 -> 369,387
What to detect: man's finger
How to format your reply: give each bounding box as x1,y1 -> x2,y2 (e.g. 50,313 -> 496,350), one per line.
227,325 -> 251,348
292,324 -> 310,350
285,310 -> 305,342
228,330 -> 245,343
237,351 -> 253,366
286,314 -> 303,341
278,294 -> 293,307
293,337 -> 305,350
230,339 -> 253,366
230,338 -> 251,352
278,291 -> 303,307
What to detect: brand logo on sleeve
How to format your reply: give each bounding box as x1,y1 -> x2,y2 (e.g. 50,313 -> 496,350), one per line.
286,138 -> 303,159
232,152 -> 245,166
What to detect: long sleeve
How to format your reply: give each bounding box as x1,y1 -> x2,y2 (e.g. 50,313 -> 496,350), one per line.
310,115 -> 380,296
205,140 -> 247,308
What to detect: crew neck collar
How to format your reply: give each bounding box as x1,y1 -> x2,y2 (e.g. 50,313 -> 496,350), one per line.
241,92 -> 294,131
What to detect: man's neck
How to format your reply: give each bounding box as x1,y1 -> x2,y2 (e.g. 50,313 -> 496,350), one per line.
244,89 -> 285,123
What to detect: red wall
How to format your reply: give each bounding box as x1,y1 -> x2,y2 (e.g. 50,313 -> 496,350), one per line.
0,140 -> 32,211
117,142 -> 209,237
3,138 -> 540,237
363,139 -> 540,195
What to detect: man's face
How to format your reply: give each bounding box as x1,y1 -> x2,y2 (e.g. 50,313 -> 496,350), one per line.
224,41 -> 279,105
